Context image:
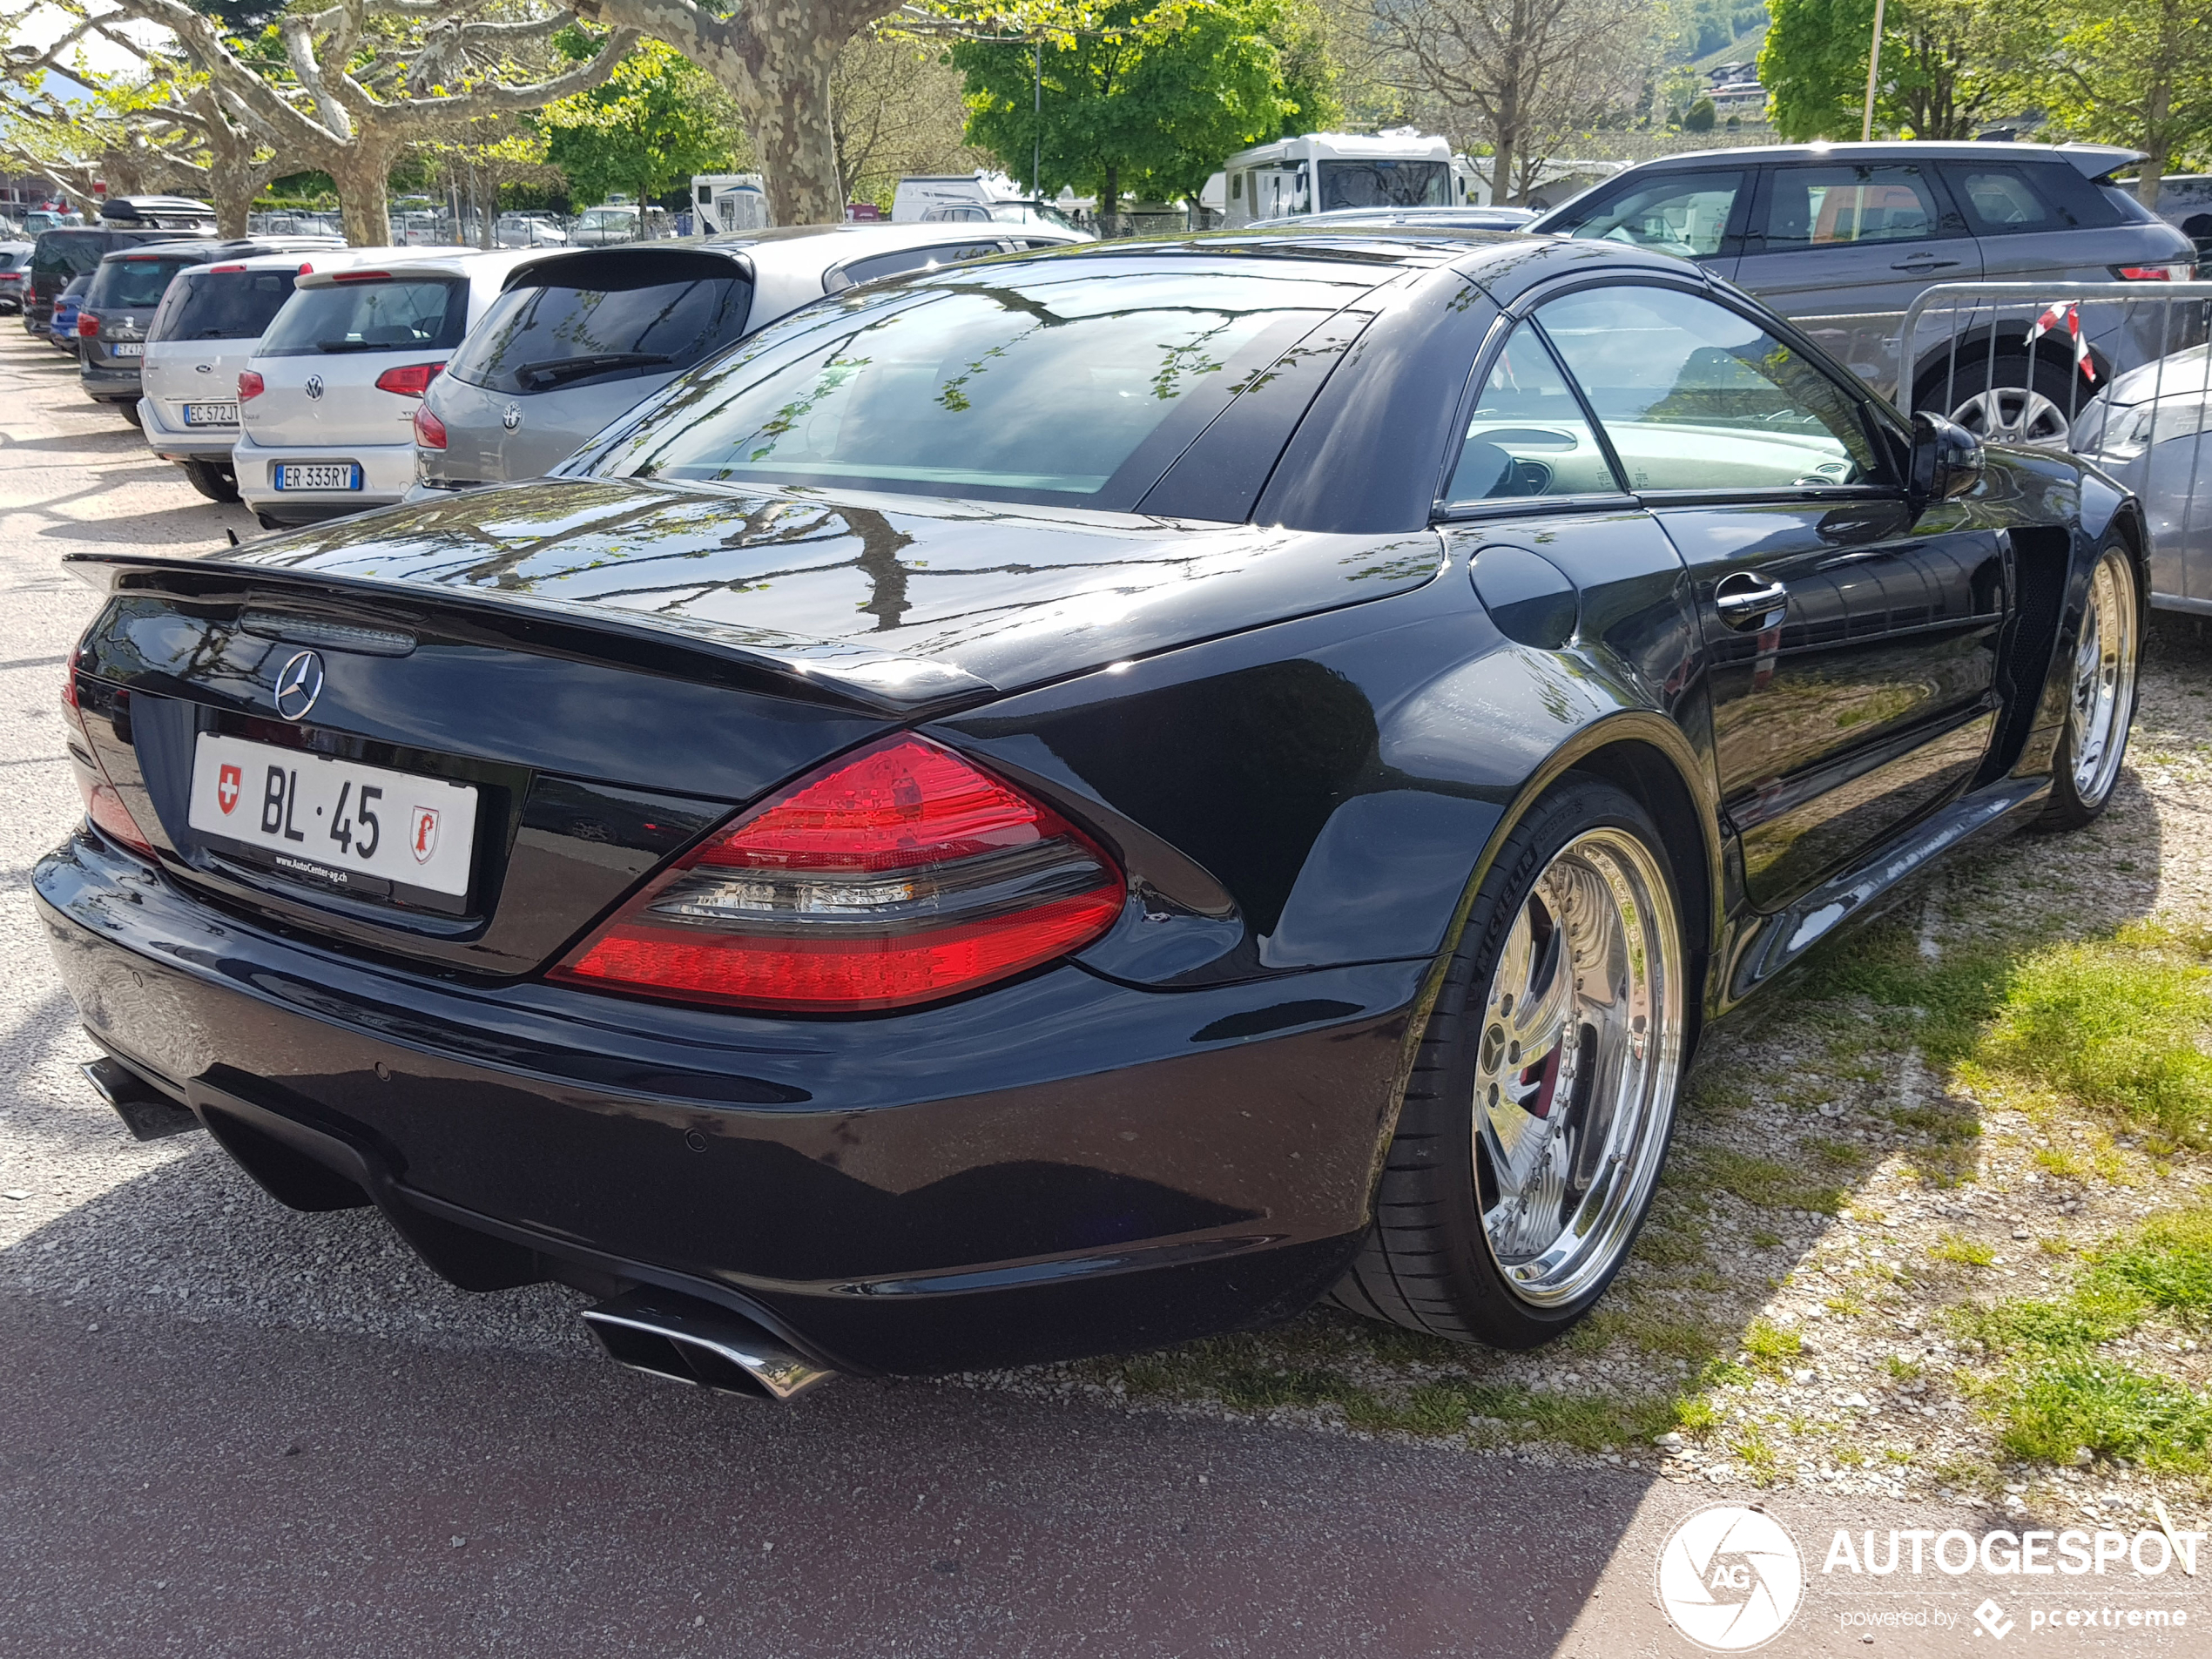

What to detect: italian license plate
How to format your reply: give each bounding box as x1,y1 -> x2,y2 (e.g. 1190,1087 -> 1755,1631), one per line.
184,402 -> 237,426
186,732 -> 478,902
274,462 -> 362,491
110,342 -> 144,357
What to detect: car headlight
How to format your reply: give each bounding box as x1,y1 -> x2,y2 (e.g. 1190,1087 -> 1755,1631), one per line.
2076,391 -> 2212,461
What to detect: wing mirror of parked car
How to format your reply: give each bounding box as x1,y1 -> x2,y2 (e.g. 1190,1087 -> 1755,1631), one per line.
1910,409 -> 1984,503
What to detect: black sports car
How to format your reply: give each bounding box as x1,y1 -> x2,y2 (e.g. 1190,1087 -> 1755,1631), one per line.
38,231 -> 2144,1399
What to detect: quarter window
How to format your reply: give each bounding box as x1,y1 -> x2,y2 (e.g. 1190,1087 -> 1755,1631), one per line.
1555,172 -> 1743,259
1447,322 -> 1619,502
1762,165 -> 1939,247
1947,167 -> 2054,231
1537,286 -> 1881,492
827,242 -> 1006,290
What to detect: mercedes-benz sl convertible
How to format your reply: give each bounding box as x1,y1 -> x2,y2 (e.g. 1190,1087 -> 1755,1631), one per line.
37,231 -> 2144,1399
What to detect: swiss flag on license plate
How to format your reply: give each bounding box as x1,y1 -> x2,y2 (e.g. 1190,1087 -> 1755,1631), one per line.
217,764 -> 241,814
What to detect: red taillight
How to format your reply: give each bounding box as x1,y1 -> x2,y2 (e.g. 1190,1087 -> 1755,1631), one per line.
60,649 -> 155,860
414,403 -> 447,448
206,262 -> 246,273
376,361 -> 442,397
238,370 -> 264,401
333,270 -> 391,283
2113,263 -> 2192,281
77,313 -> 98,338
551,736 -> 1125,1012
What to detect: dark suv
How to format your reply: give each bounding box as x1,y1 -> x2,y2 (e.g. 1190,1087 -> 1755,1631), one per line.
24,227 -> 204,334
76,236 -> 340,419
1532,142 -> 2201,444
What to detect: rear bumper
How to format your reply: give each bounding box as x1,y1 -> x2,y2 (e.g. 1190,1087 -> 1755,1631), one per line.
139,398 -> 237,462
234,435 -> 413,520
34,826 -> 1421,1374
81,361 -> 142,399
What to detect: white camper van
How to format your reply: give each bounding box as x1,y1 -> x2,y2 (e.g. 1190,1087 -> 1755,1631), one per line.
1218,132 -> 1460,227
691,173 -> 771,234
891,172 -> 1028,223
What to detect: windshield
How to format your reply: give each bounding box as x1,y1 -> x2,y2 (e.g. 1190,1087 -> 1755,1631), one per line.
446,260 -> 752,395
596,258 -> 1380,508
154,267 -> 300,341
1318,160 -> 1449,211
258,278 -> 467,356
87,255 -> 194,310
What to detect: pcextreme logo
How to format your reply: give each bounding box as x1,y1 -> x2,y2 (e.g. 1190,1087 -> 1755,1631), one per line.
1657,1505 -> 1805,1652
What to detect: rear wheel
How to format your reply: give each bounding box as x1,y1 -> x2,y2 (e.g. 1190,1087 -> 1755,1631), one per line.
115,401 -> 142,428
1332,779 -> 1688,1349
181,458 -> 240,502
1918,353 -> 2083,448
2040,541 -> 2141,830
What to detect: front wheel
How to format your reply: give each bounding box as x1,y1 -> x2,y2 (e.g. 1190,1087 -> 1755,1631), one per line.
1332,779 -> 1689,1349
1918,353 -> 2082,448
2040,541 -> 2141,830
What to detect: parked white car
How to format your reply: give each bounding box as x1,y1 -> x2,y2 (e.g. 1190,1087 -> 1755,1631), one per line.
236,248 -> 535,527
138,245 -> 374,502
496,212 -> 570,248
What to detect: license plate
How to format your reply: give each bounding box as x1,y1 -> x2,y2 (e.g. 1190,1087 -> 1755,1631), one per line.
184,402 -> 237,426
110,341 -> 144,357
186,733 -> 478,901
274,462 -> 361,491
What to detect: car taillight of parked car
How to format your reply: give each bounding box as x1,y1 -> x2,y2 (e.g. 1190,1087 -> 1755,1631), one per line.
77,313 -> 98,338
550,734 -> 1127,1012
60,650 -> 155,859
238,371 -> 264,401
413,404 -> 447,448
2112,263 -> 2195,281
375,362 -> 442,398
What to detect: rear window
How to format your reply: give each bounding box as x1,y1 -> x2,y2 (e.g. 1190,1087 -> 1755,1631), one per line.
1941,163 -> 2126,233
151,267 -> 300,342
444,255 -> 752,394
600,258 -> 1380,508
87,255 -> 195,311
826,241 -> 1005,289
33,232 -> 114,280
258,278 -> 467,356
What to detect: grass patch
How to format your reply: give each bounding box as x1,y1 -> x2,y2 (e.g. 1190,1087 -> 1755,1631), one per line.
1998,1360 -> 2212,1472
1884,1355 -> 1925,1382
1680,1148 -> 1848,1214
1741,1318 -> 1803,1376
1806,1137 -> 1868,1170
1931,1232 -> 1995,1267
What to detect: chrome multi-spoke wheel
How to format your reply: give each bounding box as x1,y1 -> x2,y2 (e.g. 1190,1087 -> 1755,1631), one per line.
2052,544 -> 2140,820
1332,780 -> 1689,1348
1472,826 -> 1683,1307
1948,385 -> 2072,448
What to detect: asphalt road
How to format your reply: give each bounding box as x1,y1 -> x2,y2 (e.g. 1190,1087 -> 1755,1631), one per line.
2,327 -> 2204,1658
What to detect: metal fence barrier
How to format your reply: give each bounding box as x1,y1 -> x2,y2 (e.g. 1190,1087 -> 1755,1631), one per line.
1896,280 -> 2212,616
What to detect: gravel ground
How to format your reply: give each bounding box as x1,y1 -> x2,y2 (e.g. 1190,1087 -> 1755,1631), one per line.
3,327 -> 2210,1652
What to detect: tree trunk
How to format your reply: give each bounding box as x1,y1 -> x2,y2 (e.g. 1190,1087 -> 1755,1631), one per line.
330,148 -> 395,246
1103,165 -> 1120,223
2137,74 -> 2171,209
749,24 -> 846,225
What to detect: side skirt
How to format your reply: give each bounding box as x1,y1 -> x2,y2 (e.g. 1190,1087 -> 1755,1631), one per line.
1718,775 -> 2049,1011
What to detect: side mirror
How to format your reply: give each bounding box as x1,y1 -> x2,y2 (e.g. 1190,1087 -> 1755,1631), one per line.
1910,409 -> 1984,502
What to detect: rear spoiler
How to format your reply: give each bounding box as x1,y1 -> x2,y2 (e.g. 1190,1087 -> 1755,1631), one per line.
60,550 -> 995,716
2058,144 -> 2148,183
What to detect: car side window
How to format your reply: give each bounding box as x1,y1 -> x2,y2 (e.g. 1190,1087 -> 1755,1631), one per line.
1446,322 -> 1621,503
1537,285 -> 1883,493
828,242 -> 1005,290
1944,166 -> 2055,233
1556,171 -> 1743,259
1760,165 -> 1941,247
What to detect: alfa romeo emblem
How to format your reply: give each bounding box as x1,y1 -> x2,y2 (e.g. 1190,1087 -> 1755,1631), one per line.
502,405 -> 522,430
273,650 -> 324,722
305,374 -> 324,400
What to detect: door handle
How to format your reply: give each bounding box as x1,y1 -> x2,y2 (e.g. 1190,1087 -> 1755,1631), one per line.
1714,573 -> 1790,631
1891,256 -> 1959,272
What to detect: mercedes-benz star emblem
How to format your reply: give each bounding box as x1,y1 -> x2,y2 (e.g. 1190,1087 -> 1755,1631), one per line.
502,405 -> 522,430
304,374 -> 324,401
273,650 -> 325,722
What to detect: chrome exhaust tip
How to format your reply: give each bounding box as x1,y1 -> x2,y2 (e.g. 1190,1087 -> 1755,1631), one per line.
581,1290 -> 834,1401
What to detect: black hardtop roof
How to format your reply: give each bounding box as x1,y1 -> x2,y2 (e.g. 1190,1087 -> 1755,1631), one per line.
1617,140 -> 2144,180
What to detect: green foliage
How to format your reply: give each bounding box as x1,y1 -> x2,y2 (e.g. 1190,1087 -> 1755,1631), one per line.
2030,0 -> 2212,181
1761,0 -> 2026,140
2000,1361 -> 2212,1470
540,37 -> 738,212
954,0 -> 1297,207
1683,95 -> 1716,132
